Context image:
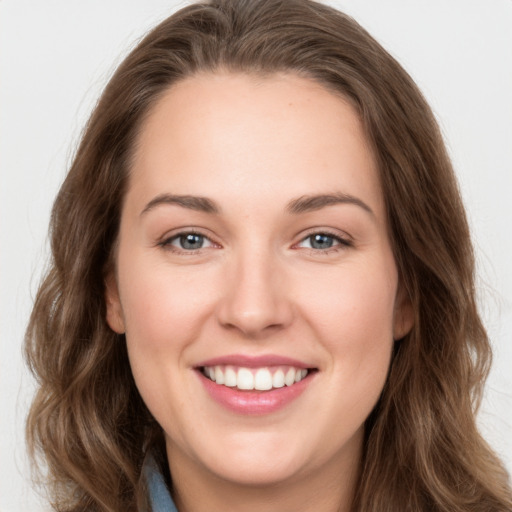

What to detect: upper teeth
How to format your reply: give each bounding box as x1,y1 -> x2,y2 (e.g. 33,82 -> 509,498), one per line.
203,365 -> 308,391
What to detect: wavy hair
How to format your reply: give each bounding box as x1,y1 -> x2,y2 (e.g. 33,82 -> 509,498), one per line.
25,0 -> 512,510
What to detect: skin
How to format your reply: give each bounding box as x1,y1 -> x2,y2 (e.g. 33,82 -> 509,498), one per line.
106,72 -> 413,512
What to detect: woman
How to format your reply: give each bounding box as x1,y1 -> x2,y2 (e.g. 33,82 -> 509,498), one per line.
25,0 -> 512,511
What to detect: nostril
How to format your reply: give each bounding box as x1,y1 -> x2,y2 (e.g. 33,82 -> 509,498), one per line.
218,310 -> 288,337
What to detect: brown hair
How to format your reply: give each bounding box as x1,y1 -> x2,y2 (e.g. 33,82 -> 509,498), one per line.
25,1 -> 512,511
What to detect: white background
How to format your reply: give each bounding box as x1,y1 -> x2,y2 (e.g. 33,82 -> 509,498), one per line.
1,1 -> 511,511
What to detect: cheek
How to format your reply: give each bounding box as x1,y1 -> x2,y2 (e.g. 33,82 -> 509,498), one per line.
119,256 -> 216,354
301,263 -> 397,441
298,255 -> 397,385
303,260 -> 396,335
117,255 -> 215,423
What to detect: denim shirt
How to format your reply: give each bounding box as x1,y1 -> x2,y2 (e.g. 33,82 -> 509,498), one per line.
142,452 -> 179,512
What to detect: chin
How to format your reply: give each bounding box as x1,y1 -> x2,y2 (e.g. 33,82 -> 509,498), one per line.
168,428 -> 315,487
204,452 -> 307,487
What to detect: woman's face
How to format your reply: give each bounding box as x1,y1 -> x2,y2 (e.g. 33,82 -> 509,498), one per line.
106,73 -> 412,489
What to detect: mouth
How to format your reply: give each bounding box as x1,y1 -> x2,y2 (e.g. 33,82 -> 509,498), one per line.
200,364 -> 311,391
195,356 -> 318,415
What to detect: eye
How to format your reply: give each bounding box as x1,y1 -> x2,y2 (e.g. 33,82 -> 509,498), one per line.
297,232 -> 351,251
161,232 -> 215,252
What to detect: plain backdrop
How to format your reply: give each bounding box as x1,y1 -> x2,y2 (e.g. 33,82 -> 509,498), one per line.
1,1 -> 511,511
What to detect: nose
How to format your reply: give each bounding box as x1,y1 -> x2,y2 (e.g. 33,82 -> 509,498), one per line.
215,248 -> 294,338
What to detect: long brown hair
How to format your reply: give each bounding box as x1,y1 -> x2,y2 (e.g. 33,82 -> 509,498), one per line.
25,1 -> 512,511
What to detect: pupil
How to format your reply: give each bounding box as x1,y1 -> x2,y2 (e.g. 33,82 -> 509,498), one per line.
180,234 -> 203,250
311,234 -> 333,249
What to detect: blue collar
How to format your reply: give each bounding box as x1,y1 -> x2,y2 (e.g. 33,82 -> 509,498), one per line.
142,452 -> 178,512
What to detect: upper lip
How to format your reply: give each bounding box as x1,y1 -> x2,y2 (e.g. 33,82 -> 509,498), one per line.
195,354 -> 313,369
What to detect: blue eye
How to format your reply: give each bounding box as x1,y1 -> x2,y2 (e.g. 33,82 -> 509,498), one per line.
298,232 -> 350,251
177,233 -> 205,250
309,234 -> 335,249
163,232 -> 214,251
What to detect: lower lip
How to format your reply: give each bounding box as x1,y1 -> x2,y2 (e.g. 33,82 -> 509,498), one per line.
197,370 -> 314,415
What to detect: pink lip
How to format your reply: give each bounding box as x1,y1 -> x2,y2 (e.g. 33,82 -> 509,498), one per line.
195,355 -> 316,415
197,372 -> 313,415
195,354 -> 311,369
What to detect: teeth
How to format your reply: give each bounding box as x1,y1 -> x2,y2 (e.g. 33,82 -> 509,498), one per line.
237,368 -> 254,390
272,369 -> 285,388
214,366 -> 224,385
224,367 -> 237,387
285,368 -> 296,386
254,368 -> 273,390
203,365 -> 309,390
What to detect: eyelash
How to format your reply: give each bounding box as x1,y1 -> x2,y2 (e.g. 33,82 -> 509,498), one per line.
158,229 -> 353,255
295,230 -> 353,254
158,230 -> 215,254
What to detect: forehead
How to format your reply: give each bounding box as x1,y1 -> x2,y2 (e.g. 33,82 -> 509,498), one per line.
127,72 -> 383,218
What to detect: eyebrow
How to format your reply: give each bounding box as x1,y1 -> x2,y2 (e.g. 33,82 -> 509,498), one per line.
286,193 -> 374,217
140,192 -> 373,217
141,194 -> 220,216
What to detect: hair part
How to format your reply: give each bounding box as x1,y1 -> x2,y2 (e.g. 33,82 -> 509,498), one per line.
25,1 -> 512,511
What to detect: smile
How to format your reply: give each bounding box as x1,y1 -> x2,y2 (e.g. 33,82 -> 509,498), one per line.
202,365 -> 309,391
196,356 -> 317,415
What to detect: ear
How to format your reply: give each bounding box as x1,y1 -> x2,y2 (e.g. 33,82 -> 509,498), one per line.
393,285 -> 414,341
105,272 -> 126,334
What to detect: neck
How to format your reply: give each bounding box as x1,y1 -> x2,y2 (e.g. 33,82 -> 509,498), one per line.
165,433 -> 362,512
